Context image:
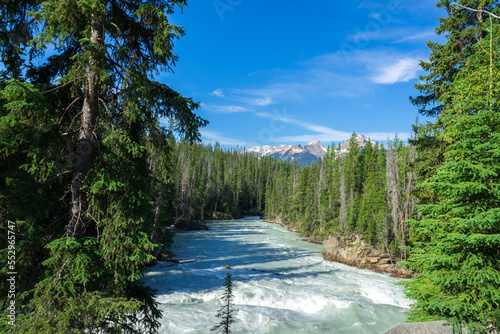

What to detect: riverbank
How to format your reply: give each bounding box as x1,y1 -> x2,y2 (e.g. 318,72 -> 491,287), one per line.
265,217 -> 415,278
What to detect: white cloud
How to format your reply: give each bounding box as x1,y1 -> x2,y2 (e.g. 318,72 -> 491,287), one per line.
255,112 -> 410,144
207,90 -> 274,110
230,50 -> 423,104
256,112 -> 352,142
210,88 -> 224,97
201,103 -> 253,113
395,30 -> 436,43
247,96 -> 274,106
346,27 -> 437,44
231,95 -> 276,106
234,83 -> 309,103
371,57 -> 420,84
200,129 -> 250,147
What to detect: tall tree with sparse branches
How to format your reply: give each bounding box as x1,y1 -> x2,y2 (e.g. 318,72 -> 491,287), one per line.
212,273 -> 237,334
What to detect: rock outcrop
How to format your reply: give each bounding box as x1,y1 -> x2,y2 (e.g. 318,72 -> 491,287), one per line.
322,234 -> 415,278
211,211 -> 235,220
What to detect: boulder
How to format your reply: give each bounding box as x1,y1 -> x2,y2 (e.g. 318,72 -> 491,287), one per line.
212,212 -> 234,220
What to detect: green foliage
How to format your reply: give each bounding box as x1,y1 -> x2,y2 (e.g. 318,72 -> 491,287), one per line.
1,0 -> 206,332
168,141 -> 283,222
262,133 -> 416,258
7,238 -> 158,333
211,273 -> 237,334
403,14 -> 500,332
410,0 -> 499,117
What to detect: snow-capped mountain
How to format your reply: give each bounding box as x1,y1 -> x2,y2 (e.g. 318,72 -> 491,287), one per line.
338,133 -> 370,155
244,140 -> 327,167
244,135 -> 370,166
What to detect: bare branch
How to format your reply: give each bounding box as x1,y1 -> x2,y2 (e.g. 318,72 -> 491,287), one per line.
109,21 -> 123,35
451,3 -> 500,19
104,46 -> 126,81
59,96 -> 82,125
41,76 -> 85,94
46,213 -> 69,231
67,111 -> 83,133
99,97 -> 111,116
61,130 -> 78,136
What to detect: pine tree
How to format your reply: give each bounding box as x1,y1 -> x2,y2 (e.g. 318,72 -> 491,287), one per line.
0,1 -> 207,332
411,0 -> 498,117
403,12 -> 500,332
212,273 -> 237,334
358,141 -> 379,241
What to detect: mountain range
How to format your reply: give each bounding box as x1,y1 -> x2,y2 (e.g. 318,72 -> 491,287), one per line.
244,134 -> 370,167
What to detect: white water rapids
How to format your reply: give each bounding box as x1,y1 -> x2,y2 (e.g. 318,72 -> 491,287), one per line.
143,217 -> 410,333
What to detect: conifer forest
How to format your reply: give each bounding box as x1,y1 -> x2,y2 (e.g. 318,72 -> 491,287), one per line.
1,0 -> 499,333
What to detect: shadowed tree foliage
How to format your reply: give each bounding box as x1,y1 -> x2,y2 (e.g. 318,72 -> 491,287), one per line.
0,0 -> 206,332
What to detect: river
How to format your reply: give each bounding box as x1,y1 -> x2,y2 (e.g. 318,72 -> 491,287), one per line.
143,217 -> 410,333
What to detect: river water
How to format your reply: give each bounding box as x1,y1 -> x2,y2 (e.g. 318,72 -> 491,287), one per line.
143,217 -> 410,333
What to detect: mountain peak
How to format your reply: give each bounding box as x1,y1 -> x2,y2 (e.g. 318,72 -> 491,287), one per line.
243,140 -> 326,167
338,133 -> 370,153
308,139 -> 321,145
243,135 -> 372,166
356,134 -> 368,143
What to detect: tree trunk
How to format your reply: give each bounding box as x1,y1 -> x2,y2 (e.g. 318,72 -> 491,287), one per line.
339,167 -> 346,232
66,14 -> 103,238
151,186 -> 163,244
386,144 -> 399,241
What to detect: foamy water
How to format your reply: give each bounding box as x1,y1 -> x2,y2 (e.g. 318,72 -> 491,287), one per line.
143,217 -> 409,333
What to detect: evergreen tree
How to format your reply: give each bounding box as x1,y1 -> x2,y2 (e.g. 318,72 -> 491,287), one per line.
404,11 -> 500,332
344,133 -> 361,232
0,1 -> 207,332
358,142 -> 379,241
411,0 -> 498,117
211,273 -> 237,334
409,0 -> 498,223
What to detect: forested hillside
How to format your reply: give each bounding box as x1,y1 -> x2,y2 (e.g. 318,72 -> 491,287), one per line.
165,141 -> 284,221
264,133 -> 417,260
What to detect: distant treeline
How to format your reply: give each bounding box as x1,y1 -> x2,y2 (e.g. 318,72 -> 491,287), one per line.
162,140 -> 273,221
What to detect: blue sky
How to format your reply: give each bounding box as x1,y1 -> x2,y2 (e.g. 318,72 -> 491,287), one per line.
160,0 -> 446,148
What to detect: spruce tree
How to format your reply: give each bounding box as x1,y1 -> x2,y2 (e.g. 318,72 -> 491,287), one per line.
403,13 -> 500,332
212,273 -> 237,334
0,1 -> 207,332
344,133 -> 360,232
411,0 -> 498,117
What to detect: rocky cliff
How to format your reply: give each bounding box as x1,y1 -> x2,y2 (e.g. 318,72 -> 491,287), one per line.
322,234 -> 414,278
